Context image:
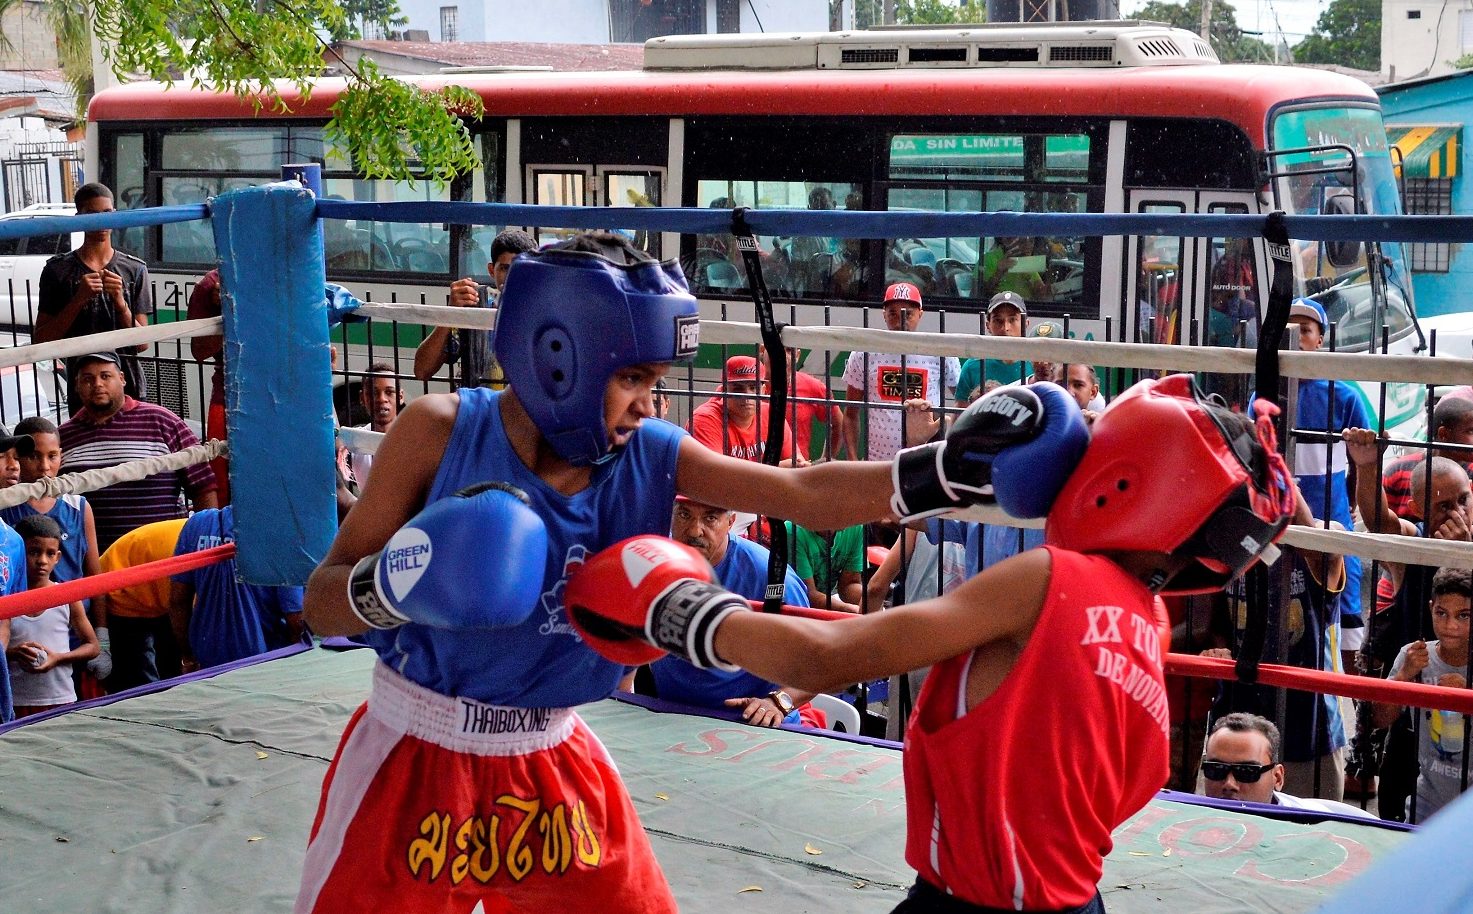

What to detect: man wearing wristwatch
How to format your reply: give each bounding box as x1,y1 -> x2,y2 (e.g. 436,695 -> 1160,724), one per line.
645,495 -> 826,728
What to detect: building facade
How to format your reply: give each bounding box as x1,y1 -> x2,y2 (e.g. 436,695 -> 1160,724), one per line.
391,0 -> 825,44
1376,71 -> 1468,320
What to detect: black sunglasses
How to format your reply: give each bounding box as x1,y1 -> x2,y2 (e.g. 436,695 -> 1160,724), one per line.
1200,760 -> 1277,784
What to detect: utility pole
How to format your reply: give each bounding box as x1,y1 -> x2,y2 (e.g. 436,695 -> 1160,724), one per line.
1199,0 -> 1214,43
884,0 -> 897,25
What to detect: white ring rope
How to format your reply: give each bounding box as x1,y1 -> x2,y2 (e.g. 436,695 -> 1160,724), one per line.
950,504 -> 1473,569
356,302 -> 496,330
353,302 -> 1471,387
295,299 -> 1473,570
0,440 -> 227,511
0,317 -> 224,372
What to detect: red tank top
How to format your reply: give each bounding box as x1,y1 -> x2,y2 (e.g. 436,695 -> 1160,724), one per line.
902,546 -> 1170,910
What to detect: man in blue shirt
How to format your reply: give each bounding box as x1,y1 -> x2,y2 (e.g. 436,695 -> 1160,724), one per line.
169,504 -> 305,671
648,495 -> 817,727
1285,298 -> 1370,655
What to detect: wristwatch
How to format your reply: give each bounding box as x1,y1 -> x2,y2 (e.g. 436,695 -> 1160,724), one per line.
768,690 -> 795,714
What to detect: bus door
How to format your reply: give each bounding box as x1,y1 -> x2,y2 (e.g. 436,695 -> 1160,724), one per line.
525,163 -> 667,256
1125,192 -> 1197,350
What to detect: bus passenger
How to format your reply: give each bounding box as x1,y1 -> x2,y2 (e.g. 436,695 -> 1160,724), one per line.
412,228 -> 535,388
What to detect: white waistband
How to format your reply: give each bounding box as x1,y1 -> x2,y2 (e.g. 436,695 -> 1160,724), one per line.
367,662 -> 578,756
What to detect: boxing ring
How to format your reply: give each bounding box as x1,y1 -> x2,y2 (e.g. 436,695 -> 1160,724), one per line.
3,187 -> 1473,911
0,643 -> 1412,913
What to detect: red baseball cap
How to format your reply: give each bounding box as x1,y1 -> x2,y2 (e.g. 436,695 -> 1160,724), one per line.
724,355 -> 759,381
884,282 -> 923,307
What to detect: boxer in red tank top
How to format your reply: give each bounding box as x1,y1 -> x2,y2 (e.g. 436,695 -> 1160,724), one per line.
568,375 -> 1298,914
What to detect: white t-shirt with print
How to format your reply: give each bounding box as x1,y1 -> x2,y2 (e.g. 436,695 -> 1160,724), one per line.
842,351 -> 960,462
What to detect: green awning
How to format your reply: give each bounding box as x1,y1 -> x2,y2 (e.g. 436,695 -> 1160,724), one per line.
1387,124 -> 1461,179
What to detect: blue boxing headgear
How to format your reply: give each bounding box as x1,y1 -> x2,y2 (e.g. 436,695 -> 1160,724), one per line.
494,237 -> 699,466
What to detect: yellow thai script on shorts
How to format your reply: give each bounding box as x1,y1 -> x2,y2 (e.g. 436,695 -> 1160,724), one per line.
405,795 -> 603,885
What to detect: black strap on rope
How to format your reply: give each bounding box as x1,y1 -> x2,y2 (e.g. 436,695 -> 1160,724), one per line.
1236,211 -> 1295,686
732,207 -> 789,614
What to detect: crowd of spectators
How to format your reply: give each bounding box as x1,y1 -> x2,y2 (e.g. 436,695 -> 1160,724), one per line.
4,184 -> 1471,836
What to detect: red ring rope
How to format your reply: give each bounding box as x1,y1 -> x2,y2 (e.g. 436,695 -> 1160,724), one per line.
1167,653 -> 1473,716
0,544 -> 237,623
747,600 -> 1473,717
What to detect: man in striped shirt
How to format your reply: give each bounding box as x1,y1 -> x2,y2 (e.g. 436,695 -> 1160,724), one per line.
59,352 -> 217,552
59,352 -> 215,691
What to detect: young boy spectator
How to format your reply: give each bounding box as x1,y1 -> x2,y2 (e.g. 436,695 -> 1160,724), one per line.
1371,567 -> 1473,823
687,355 -> 797,464
3,515 -> 97,716
413,228 -> 536,388
345,361 -> 402,491
1384,395 -> 1473,519
2,416 -> 108,688
955,292 -> 1030,406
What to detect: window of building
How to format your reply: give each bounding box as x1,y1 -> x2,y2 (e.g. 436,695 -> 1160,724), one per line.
1404,177 -> 1453,272
1408,10 -> 1422,19
1461,9 -> 1473,50
440,6 -> 459,42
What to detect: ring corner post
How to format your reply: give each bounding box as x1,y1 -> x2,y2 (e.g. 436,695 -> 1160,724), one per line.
213,179 -> 335,586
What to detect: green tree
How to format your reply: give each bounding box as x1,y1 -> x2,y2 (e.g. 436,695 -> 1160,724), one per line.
1133,0 -> 1274,62
334,0 -> 409,42
840,0 -> 985,28
79,1 -> 481,182
1292,0 -> 1380,72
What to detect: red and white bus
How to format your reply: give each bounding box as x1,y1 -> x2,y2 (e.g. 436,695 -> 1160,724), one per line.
85,22 -> 1424,430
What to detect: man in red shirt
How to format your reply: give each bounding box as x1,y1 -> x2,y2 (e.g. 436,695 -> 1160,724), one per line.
687,355 -> 798,465
571,375 -> 1295,913
758,346 -> 842,462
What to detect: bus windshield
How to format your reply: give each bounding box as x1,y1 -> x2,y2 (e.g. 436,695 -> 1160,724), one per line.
1270,105 -> 1416,351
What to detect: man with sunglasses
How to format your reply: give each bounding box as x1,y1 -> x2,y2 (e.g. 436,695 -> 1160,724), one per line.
1201,713 -> 1374,817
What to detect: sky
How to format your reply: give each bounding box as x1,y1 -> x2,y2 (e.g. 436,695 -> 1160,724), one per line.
1119,0 -> 1328,47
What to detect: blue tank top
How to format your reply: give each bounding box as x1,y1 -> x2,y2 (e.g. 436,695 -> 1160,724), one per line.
366,388 -> 687,706
1,495 -> 88,583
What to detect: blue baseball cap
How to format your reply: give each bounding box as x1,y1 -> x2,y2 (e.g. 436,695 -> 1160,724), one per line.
1289,298 -> 1327,332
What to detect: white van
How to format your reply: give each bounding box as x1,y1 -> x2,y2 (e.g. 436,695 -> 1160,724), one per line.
0,202 -> 80,329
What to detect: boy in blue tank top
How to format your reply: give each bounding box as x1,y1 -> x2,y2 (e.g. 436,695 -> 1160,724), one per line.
296,232 -> 901,914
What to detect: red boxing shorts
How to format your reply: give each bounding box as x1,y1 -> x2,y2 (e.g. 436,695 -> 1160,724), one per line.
295,663 -> 677,914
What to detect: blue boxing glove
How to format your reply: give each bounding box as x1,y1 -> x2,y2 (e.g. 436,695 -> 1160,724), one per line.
348,482 -> 548,630
891,382 -> 1090,522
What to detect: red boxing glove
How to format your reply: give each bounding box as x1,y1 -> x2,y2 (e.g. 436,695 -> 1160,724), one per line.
565,536 -> 749,669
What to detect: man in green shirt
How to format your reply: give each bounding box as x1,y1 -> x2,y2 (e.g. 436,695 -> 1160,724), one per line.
785,520 -> 867,614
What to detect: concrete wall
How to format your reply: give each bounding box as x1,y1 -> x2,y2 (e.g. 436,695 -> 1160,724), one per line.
1379,73 -> 1473,316
0,1 -> 60,70
1381,0 -> 1471,82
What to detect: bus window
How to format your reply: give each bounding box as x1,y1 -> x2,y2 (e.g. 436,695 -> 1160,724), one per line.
111,133 -> 148,260
161,176 -> 260,264
684,179 -> 862,299
1202,202 -> 1258,405
530,168 -> 590,247
1134,202 -> 1185,348
322,175 -> 451,275
460,131 -> 505,281
601,169 -> 662,256
1271,105 -> 1416,352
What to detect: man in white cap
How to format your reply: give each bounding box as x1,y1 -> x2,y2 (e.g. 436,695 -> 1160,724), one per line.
840,282 -> 959,462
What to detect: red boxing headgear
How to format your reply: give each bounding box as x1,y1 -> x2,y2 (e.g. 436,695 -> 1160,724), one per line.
1046,374 -> 1294,595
